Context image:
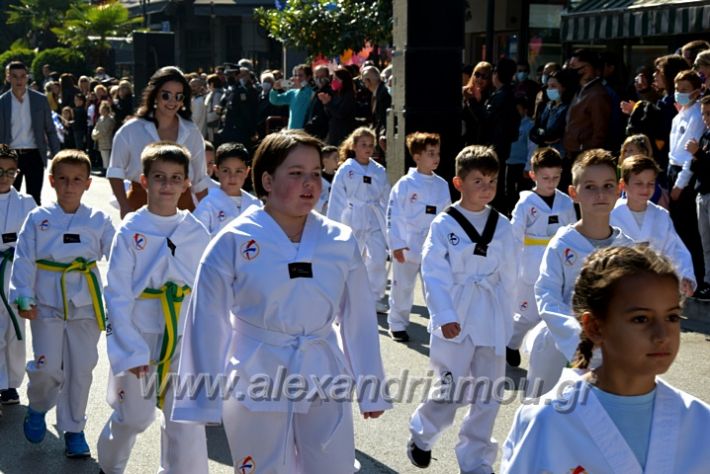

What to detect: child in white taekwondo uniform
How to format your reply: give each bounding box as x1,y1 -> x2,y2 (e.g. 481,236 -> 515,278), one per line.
172,130 -> 391,473
407,145 -> 518,474
386,132 -> 450,342
0,146 -> 36,408
193,142 -> 261,236
506,148 -> 576,367
314,145 -> 339,214
529,150 -> 633,398
97,142 -> 211,474
612,155 -> 696,295
502,245 -> 710,473
327,127 -> 391,311
10,150 -> 114,456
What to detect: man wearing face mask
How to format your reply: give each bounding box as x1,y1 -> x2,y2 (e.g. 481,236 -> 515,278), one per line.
217,67 -> 259,149
514,62 -> 540,115
533,62 -> 560,122
256,71 -> 289,139
268,64 -> 314,129
304,65 -> 331,140
562,49 -> 611,163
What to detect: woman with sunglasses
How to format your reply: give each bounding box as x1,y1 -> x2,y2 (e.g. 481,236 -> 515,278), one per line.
107,67 -> 212,218
462,61 -> 494,146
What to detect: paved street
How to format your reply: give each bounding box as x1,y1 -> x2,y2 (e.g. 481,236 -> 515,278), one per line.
1,174 -> 709,473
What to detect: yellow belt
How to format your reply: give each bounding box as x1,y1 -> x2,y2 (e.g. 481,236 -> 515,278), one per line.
523,236 -> 551,246
139,282 -> 191,408
35,258 -> 106,331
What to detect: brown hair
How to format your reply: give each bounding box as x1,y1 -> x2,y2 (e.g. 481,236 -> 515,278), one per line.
571,245 -> 680,369
454,145 -> 498,179
620,154 -> 661,183
406,132 -> 440,157
141,141 -> 191,177
338,127 -> 376,164
620,134 -> 653,162
701,95 -> 710,106
674,69 -> 703,90
136,66 -> 192,122
530,147 -> 562,171
50,149 -> 92,177
571,149 -> 617,186
251,130 -> 323,198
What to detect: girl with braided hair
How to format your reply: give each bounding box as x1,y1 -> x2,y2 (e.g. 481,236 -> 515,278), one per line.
502,245 -> 710,473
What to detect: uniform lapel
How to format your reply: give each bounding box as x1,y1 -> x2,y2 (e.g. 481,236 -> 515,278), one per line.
643,380 -> 678,473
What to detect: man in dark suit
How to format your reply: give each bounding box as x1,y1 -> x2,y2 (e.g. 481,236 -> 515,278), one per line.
362,66 -> 391,161
0,61 -> 61,204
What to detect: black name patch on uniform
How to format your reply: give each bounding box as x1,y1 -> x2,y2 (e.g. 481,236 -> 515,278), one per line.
166,238 -> 176,256
473,244 -> 488,257
363,176 -> 372,184
288,262 -> 313,279
425,205 -> 437,215
1,233 -> 17,244
548,215 -> 559,224
63,233 -> 81,243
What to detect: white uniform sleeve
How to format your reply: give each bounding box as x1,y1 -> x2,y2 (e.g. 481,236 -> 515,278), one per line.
187,129 -> 210,194
378,173 -> 391,218
386,180 -> 408,251
337,242 -> 392,413
421,218 -> 459,329
326,167 -> 347,223
172,235 -> 236,423
500,405 -> 535,473
676,113 -> 706,189
105,231 -> 151,374
500,224 -> 520,320
106,127 -> 130,180
192,201 -> 213,235
510,199 -> 527,249
534,243 -> 581,362
9,214 -> 37,302
666,220 -> 696,287
100,215 -> 116,260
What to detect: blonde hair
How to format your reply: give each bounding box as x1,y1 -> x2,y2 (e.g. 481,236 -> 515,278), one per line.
338,127 -> 376,164
620,134 -> 653,162
50,149 -> 92,177
571,149 -> 617,186
571,245 -> 680,369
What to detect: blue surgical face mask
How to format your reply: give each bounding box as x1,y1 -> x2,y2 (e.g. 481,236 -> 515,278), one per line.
546,88 -> 561,102
516,72 -> 528,82
541,74 -> 549,85
674,91 -> 695,106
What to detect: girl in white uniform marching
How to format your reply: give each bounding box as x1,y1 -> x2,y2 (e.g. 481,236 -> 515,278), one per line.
502,245 -> 710,473
327,127 -> 390,310
172,130 -> 391,474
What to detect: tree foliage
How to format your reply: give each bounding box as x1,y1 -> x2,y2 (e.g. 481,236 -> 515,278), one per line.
254,0 -> 392,59
31,47 -> 87,82
7,0 -> 81,50
52,0 -> 142,51
0,47 -> 36,71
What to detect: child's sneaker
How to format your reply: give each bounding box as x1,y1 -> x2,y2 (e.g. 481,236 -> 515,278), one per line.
375,301 -> 389,314
0,388 -> 20,405
390,329 -> 410,343
23,407 -> 47,443
407,439 -> 431,468
506,347 -> 521,367
65,431 -> 91,458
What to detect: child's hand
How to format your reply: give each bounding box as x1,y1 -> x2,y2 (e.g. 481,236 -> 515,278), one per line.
670,186 -> 683,201
19,306 -> 37,320
129,365 -> 149,378
441,322 -> 461,339
620,100 -> 636,115
363,410 -> 384,419
392,248 -> 408,264
685,139 -> 700,155
681,278 -> 695,297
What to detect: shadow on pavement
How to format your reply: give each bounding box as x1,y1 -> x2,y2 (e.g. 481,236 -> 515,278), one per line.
206,423 -> 233,466
356,449 -> 398,473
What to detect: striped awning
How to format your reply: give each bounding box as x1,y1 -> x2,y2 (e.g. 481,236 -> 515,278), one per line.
561,0 -> 710,43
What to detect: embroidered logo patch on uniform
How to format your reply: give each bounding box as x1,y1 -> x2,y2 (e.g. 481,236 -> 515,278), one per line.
118,390 -> 125,402
348,170 -> 354,178
218,210 -> 226,221
448,233 -> 460,245
105,322 -> 113,336
240,239 -> 260,261
564,248 -> 576,266
520,301 -> 528,311
239,456 -> 255,474
36,355 -> 46,367
409,192 -> 418,203
39,219 -> 49,231
440,371 -> 454,385
530,207 -> 537,218
570,466 -> 588,474
133,233 -> 147,250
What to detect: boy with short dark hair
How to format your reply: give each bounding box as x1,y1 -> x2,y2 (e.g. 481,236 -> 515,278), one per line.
407,145 -> 517,474
612,154 -> 695,295
506,147 -> 576,367
97,142 -> 210,473
10,149 -> 114,456
0,144 -> 36,409
386,132 -> 450,342
193,142 -> 261,235
529,149 -> 632,396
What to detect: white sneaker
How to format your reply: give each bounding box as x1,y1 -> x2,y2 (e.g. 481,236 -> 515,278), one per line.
353,458 -> 361,472
375,301 -> 389,313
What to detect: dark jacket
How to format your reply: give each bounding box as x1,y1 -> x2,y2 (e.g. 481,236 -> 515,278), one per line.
481,84 -> 520,155
530,100 -> 569,155
626,94 -> 677,170
691,128 -> 710,195
371,82 -> 391,139
324,91 -> 356,146
0,88 -> 61,163
304,84 -> 331,140
563,77 -> 612,153
219,83 -> 259,146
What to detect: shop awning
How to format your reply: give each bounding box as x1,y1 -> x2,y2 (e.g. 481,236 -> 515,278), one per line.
192,0 -> 272,16
561,0 -> 710,43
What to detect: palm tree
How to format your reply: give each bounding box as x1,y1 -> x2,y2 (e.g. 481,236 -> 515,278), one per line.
7,0 -> 80,49
52,0 -> 142,66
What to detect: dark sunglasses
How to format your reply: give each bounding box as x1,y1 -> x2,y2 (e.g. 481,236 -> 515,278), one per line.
159,91 -> 185,102
473,72 -> 490,79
